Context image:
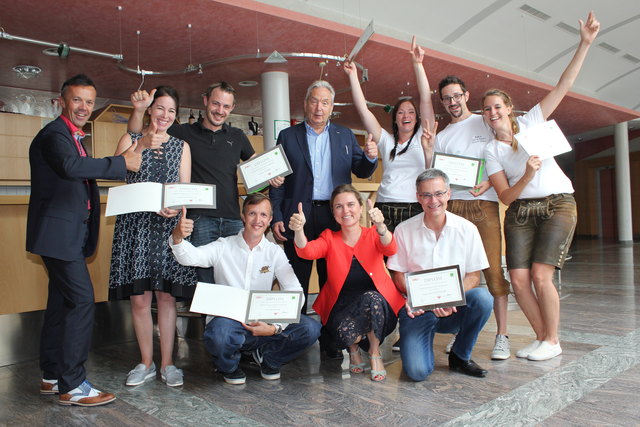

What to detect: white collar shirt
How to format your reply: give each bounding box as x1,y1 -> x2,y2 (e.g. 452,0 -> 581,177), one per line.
387,211 -> 489,277
169,231 -> 302,296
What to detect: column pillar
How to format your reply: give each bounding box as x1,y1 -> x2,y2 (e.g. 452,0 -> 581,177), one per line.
261,71 -> 290,150
614,121 -> 633,244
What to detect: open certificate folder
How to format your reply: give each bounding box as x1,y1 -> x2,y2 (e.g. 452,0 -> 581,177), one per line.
189,282 -> 303,323
237,145 -> 293,193
105,182 -> 215,216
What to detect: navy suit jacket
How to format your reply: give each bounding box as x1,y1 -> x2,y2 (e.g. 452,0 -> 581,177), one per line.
26,116 -> 127,261
270,121 -> 377,239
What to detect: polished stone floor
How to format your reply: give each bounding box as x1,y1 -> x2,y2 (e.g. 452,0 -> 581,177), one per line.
1,239 -> 639,426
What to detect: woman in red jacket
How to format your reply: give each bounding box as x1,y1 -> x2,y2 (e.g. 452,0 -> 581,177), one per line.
289,184 -> 405,381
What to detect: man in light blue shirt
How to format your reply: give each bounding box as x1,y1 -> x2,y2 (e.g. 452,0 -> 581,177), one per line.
270,80 -> 378,358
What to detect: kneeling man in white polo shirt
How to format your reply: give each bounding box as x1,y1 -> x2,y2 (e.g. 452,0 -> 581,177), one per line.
387,169 -> 493,381
170,193 -> 321,385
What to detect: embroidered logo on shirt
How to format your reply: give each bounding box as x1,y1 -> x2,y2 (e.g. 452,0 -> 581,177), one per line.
259,265 -> 270,274
226,140 -> 234,146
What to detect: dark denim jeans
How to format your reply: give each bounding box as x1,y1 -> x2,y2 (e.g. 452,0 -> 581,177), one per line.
188,215 -> 244,283
398,287 -> 493,381
203,315 -> 321,373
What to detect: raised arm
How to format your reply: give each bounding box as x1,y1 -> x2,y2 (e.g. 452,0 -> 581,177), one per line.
539,11 -> 600,119
289,202 -> 308,248
410,36 -> 436,131
127,88 -> 156,133
344,61 -> 382,142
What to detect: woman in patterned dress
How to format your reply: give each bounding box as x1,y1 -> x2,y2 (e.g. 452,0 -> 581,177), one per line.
109,86 -> 196,387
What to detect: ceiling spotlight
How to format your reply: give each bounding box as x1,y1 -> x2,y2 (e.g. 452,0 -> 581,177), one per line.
13,65 -> 42,79
238,80 -> 258,87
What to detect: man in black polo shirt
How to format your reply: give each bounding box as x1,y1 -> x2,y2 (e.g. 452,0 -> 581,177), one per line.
128,82 -> 273,283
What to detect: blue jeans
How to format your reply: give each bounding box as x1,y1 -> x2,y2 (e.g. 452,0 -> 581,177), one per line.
203,315 -> 321,373
399,287 -> 493,381
188,215 -> 243,283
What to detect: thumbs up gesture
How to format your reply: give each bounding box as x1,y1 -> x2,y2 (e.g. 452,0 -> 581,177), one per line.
172,206 -> 193,244
367,199 -> 384,226
139,119 -> 165,151
363,133 -> 378,160
122,139 -> 142,172
288,202 -> 306,232
130,88 -> 156,111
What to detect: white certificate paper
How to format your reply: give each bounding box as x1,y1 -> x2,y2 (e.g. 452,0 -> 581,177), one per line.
432,152 -> 483,189
406,265 -> 466,310
105,182 -> 215,216
515,119 -> 572,160
189,282 -> 302,323
238,145 -> 293,193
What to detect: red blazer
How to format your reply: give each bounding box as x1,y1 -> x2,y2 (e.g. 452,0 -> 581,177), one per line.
296,226 -> 405,324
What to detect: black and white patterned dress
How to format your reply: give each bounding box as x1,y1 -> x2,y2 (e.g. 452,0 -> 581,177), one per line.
109,133 -> 197,299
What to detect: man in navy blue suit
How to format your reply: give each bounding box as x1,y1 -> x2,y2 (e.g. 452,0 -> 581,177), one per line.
27,74 -> 141,406
270,80 -> 378,358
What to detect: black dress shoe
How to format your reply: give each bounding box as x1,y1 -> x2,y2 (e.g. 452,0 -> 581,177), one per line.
321,346 -> 344,360
448,352 -> 487,377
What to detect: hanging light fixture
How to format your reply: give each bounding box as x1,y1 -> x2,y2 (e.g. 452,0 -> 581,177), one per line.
12,65 -> 42,79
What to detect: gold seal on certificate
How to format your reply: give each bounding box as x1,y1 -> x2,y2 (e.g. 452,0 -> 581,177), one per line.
431,152 -> 484,189
105,182 -> 215,216
189,282 -> 303,323
238,145 -> 293,193
405,265 -> 466,311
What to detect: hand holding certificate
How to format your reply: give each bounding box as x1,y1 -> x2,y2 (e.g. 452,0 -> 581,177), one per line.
515,119 -> 572,160
406,265 -> 465,311
189,282 -> 303,323
106,182 -> 215,216
431,153 -> 484,189
238,145 -> 293,193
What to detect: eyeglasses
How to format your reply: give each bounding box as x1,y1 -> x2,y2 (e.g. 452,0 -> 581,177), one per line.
441,93 -> 465,104
417,191 -> 448,200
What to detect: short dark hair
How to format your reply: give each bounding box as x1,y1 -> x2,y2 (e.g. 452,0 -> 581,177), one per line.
60,74 -> 96,96
204,81 -> 235,101
242,192 -> 272,215
151,85 -> 180,116
437,75 -> 467,99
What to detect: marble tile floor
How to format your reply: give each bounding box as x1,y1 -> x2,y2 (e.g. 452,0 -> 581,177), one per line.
1,239 -> 639,426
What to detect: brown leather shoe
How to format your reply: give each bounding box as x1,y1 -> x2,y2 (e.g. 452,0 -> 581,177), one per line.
58,380 -> 116,407
40,380 -> 59,395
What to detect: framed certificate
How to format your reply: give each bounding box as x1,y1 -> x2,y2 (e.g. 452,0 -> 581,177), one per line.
189,282 -> 303,323
106,182 -> 215,216
238,145 -> 293,193
431,152 -> 484,189
405,265 -> 465,311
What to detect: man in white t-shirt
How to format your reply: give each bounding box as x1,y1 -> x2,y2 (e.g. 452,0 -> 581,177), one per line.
170,193 -> 321,385
387,169 -> 493,381
427,75 -> 511,360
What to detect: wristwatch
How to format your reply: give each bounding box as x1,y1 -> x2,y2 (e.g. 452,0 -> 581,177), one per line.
272,323 -> 283,335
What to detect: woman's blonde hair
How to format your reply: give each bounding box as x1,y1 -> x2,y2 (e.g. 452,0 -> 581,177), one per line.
482,89 -> 520,151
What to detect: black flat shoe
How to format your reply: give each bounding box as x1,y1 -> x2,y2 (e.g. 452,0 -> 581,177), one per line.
448,352 -> 487,378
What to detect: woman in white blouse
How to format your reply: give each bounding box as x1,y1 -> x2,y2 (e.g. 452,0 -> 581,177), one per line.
482,12 -> 600,361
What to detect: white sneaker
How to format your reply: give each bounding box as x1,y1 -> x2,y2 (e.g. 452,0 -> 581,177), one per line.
491,334 -> 511,360
527,341 -> 562,361
516,340 -> 541,358
445,335 -> 456,354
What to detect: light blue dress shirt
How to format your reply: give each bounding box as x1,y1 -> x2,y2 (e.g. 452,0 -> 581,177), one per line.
305,120 -> 333,201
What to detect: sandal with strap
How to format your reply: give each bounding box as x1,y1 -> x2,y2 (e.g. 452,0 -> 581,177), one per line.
348,348 -> 365,374
369,354 -> 386,381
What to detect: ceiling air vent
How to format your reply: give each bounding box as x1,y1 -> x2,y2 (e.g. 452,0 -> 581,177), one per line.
555,22 -> 579,35
519,4 -> 551,21
598,42 -> 620,54
622,54 -> 640,64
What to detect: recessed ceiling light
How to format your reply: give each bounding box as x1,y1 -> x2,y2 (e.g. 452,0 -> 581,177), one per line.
238,80 -> 258,87
13,65 -> 42,79
42,48 -> 59,57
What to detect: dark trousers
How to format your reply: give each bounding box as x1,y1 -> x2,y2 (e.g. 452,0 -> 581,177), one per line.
283,202 -> 337,314
40,254 -> 95,394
